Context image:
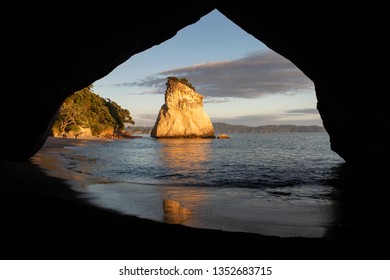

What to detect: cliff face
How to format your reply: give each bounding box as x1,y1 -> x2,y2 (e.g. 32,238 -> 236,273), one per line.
151,80 -> 215,138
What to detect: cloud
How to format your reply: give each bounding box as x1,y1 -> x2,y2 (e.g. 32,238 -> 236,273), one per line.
134,113 -> 158,120
203,97 -> 234,104
127,50 -> 314,98
284,108 -> 319,114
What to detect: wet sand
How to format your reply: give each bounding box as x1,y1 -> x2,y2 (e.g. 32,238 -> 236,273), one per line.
81,182 -> 334,238
1,136 -> 389,259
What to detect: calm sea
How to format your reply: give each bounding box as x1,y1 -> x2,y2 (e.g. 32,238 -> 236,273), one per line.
62,133 -> 348,238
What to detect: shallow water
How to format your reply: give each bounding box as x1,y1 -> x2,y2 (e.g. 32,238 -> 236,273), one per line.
65,133 -> 344,188
61,133 -> 357,238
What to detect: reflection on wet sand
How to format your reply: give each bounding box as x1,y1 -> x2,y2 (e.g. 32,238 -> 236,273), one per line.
163,199 -> 192,224
157,138 -> 213,224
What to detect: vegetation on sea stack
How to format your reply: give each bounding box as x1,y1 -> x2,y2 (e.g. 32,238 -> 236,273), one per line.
52,85 -> 134,137
167,76 -> 195,91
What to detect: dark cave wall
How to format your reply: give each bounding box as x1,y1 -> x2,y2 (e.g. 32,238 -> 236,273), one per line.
2,2 -> 390,164
217,3 -> 390,164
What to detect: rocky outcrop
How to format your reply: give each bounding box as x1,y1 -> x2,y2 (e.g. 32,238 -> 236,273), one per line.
151,79 -> 215,139
217,134 -> 230,139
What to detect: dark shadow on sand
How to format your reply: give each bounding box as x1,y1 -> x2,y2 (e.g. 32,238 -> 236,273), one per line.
324,163 -> 390,245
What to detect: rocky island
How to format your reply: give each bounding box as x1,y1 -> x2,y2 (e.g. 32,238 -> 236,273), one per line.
151,77 -> 215,138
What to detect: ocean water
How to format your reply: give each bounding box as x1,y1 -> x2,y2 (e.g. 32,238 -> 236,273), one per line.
63,133 -> 348,238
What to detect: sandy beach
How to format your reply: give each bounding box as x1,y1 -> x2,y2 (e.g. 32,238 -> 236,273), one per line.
1,136 -> 389,260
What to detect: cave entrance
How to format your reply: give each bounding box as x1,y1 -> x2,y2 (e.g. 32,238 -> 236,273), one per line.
59,9 -> 346,238
92,9 -> 322,132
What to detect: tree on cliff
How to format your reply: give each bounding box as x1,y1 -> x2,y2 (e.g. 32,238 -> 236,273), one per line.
52,85 -> 134,136
105,98 -> 135,132
167,76 -> 195,91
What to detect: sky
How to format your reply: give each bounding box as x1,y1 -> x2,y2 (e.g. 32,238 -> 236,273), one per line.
92,9 -> 323,127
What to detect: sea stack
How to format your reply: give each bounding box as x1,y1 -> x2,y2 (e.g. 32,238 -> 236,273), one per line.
151,77 -> 215,138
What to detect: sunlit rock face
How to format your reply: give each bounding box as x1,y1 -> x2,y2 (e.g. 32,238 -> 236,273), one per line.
151,79 -> 215,139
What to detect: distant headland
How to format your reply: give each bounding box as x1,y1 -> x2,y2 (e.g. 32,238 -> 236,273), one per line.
126,122 -> 326,134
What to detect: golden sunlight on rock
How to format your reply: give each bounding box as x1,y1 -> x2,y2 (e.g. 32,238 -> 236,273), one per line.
217,134 -> 230,139
151,77 -> 215,138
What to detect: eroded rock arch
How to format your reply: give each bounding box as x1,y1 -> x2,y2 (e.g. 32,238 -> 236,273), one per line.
3,2 -> 389,165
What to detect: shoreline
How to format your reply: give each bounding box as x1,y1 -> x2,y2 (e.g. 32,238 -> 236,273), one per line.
1,136 -> 389,259
40,136 -> 334,239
